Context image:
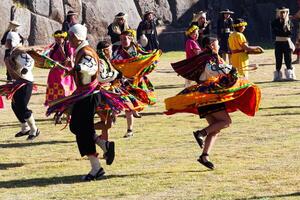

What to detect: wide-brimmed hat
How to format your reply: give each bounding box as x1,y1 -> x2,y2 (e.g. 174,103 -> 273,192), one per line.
233,18 -> 247,27
277,6 -> 289,12
9,20 -> 21,27
220,9 -> 234,14
67,10 -> 78,16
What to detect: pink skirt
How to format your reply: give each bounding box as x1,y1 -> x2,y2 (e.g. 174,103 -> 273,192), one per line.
45,66 -> 76,106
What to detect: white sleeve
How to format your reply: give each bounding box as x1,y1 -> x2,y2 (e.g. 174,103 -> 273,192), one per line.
15,53 -> 34,81
98,61 -> 118,83
77,55 -> 98,76
199,63 -> 232,81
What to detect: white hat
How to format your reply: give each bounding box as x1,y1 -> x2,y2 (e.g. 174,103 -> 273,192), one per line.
6,31 -> 21,47
9,20 -> 21,27
68,24 -> 87,41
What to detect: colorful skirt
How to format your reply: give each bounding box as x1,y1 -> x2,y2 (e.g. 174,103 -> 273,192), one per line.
164,74 -> 261,117
0,96 -> 4,109
45,66 -> 76,106
0,80 -> 37,100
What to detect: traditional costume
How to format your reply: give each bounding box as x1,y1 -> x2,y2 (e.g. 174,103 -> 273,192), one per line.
185,25 -> 202,87
0,31 -> 40,140
0,96 -> 4,109
165,43 -> 261,169
44,31 -> 76,119
165,50 -> 261,117
228,19 -> 249,77
112,42 -> 159,106
217,9 -> 234,57
46,24 -> 124,180
137,11 -> 159,51
271,7 -> 295,81
112,31 -> 161,137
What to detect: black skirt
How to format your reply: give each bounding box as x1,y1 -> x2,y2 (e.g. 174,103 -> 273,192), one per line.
197,103 -> 226,118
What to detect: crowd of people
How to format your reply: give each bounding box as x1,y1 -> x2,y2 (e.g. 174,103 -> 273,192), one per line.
0,6 -> 297,180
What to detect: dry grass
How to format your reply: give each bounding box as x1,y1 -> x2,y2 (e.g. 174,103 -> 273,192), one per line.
0,50 -> 299,200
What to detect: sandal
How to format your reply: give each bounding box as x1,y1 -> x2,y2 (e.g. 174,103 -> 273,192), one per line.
197,153 -> 214,170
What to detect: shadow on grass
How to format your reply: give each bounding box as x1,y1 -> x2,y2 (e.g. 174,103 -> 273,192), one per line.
260,105 -> 300,110
255,79 -> 300,85
0,169 -> 208,188
0,163 -> 25,170
156,84 -> 184,90
0,118 -> 59,128
0,140 -> 74,148
260,112 -> 300,116
236,191 -> 300,200
118,112 -> 164,118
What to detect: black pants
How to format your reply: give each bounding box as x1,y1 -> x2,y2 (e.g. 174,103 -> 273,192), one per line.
275,41 -> 292,71
4,49 -> 12,81
11,83 -> 33,123
69,94 -> 99,157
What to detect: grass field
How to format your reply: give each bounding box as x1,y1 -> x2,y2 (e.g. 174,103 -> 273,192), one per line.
0,50 -> 299,200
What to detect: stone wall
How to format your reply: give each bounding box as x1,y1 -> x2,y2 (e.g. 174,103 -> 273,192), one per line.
0,0 -> 298,66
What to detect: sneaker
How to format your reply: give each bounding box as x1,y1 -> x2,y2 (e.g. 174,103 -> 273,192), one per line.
26,129 -> 40,140
82,167 -> 105,181
104,141 -> 115,165
123,130 -> 133,138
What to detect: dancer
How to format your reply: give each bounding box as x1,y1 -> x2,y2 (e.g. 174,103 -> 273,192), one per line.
217,9 -> 234,61
184,25 -> 202,87
165,37 -> 261,169
1,31 -> 40,140
44,30 -> 76,124
137,11 -> 159,51
47,24 -> 119,180
228,18 -> 263,78
112,30 -> 161,137
271,7 -> 295,81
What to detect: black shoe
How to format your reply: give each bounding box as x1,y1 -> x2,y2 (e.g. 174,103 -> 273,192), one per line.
26,129 -> 40,140
193,130 -> 205,148
15,130 -> 30,137
82,167 -> 105,181
197,153 -> 214,170
104,141 -> 115,165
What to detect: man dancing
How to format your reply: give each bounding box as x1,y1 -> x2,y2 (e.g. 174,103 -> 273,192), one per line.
2,31 -> 40,140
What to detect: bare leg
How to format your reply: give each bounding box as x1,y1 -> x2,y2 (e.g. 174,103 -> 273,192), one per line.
201,110 -> 231,163
125,110 -> 133,131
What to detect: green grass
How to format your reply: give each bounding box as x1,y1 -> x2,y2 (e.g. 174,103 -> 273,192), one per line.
0,50 -> 299,200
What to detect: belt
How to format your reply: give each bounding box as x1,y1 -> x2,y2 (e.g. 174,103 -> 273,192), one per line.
275,36 -> 290,42
230,49 -> 245,54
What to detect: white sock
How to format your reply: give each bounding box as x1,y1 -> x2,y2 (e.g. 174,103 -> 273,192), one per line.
25,115 -> 38,136
21,122 -> 30,133
88,155 -> 101,176
94,137 -> 107,153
